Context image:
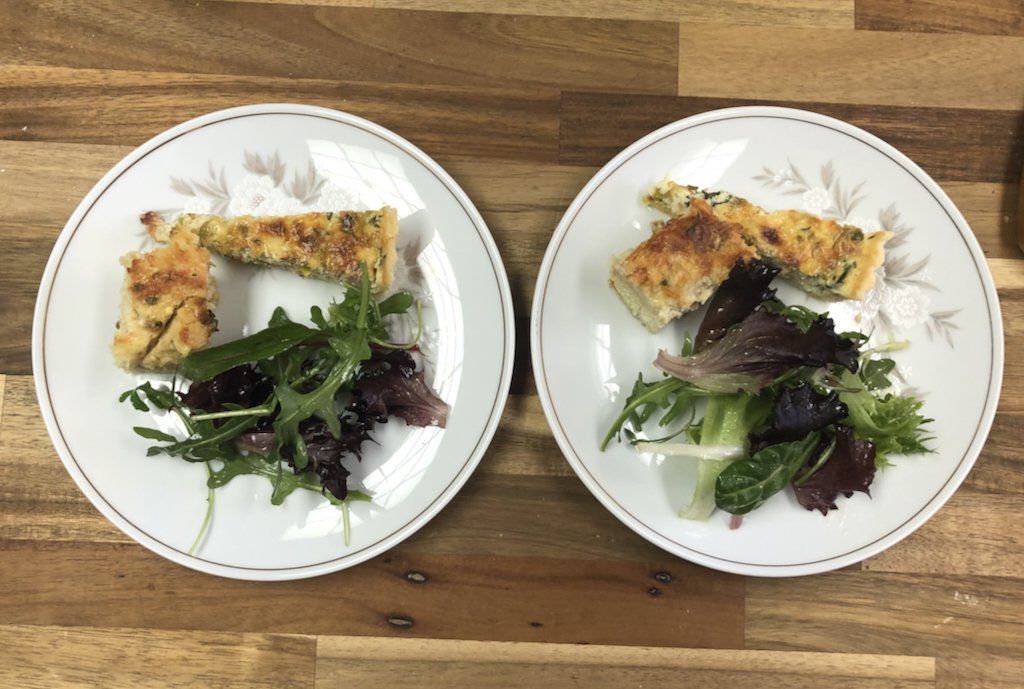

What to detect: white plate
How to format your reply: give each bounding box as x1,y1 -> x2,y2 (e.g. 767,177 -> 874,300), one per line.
532,106 -> 1003,577
33,104 -> 514,580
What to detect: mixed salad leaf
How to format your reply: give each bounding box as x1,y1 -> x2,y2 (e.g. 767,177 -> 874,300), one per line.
602,260 -> 933,522
121,267 -> 447,551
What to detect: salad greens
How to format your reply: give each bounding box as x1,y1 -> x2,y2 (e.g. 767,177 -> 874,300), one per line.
602,260 -> 932,522
715,432 -> 822,515
121,266 -> 446,553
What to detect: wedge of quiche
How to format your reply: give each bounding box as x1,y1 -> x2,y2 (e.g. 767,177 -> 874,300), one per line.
610,198 -> 756,332
644,181 -> 891,300
610,182 -> 892,332
112,225 -> 217,370
142,207 -> 399,292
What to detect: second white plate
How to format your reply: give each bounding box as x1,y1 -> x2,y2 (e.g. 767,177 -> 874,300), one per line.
532,106 -> 1002,577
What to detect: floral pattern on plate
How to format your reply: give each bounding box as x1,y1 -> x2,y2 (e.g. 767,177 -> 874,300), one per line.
754,159 -> 960,345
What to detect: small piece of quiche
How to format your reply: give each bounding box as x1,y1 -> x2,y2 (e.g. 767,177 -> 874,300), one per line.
610,199 -> 756,332
142,208 -> 399,292
643,181 -> 891,300
112,225 -> 217,370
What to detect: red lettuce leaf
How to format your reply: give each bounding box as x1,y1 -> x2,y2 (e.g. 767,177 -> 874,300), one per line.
696,259 -> 779,351
180,363 -> 273,412
749,383 -> 848,453
654,310 -> 860,393
351,349 -> 449,428
792,425 -> 876,515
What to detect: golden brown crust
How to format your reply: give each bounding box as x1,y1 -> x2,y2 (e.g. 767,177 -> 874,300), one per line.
159,208 -> 398,291
112,227 -> 217,370
610,200 -> 756,331
644,181 -> 891,300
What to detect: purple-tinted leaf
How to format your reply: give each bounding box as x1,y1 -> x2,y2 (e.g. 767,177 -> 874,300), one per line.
352,349 -> 449,428
181,364 -> 274,412
792,425 -> 876,515
749,383 -> 848,453
696,259 -> 779,350
655,310 -> 859,393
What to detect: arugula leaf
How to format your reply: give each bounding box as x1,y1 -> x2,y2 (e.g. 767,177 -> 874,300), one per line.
379,291 -> 415,317
133,426 -> 178,442
206,452 -> 372,506
147,414 -> 261,458
272,360 -> 352,471
715,431 -> 821,514
181,322 -> 317,382
268,306 -> 297,328
601,376 -> 693,450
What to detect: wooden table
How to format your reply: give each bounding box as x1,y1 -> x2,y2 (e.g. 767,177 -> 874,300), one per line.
1,1 -> 1022,687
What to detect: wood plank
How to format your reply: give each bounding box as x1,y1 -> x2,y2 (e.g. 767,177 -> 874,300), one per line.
373,0 -> 854,27
946,184 -> 1019,259
0,1 -> 678,95
856,0 -> 1024,37
217,0 -> 359,5
0,220 -> 51,375
483,393 -> 569,477
215,0 -> 372,5
962,409 -> 1024,496
0,624 -> 315,689
677,23 -> 1024,110
861,492 -> 1023,578
559,91 -> 1024,183
988,258 -> 1024,290
0,66 -> 560,160
316,636 -> 934,688
746,572 -> 1024,689
0,541 -> 744,648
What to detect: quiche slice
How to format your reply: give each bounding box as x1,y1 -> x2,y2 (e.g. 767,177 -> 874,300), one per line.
112,225 -> 217,371
610,198 -> 756,332
644,181 -> 891,300
142,207 -> 399,292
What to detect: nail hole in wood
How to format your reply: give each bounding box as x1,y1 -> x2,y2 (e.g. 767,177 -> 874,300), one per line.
387,615 -> 414,628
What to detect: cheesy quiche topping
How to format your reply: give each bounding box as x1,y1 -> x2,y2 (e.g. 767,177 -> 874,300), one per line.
610,181 -> 892,332
112,225 -> 217,370
143,207 -> 399,292
644,181 -> 891,300
610,199 -> 756,332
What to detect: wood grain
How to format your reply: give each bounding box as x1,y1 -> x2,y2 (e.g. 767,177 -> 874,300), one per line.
373,0 -> 854,27
0,1 -> 678,95
856,0 -> 1024,37
0,625 -> 315,689
861,492 -> 1023,577
560,92 -> 1024,183
2,1 -> 1023,686
0,541 -> 744,648
746,572 -> 1024,689
316,636 -> 935,688
677,23 -> 1024,110
0,66 -> 561,160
